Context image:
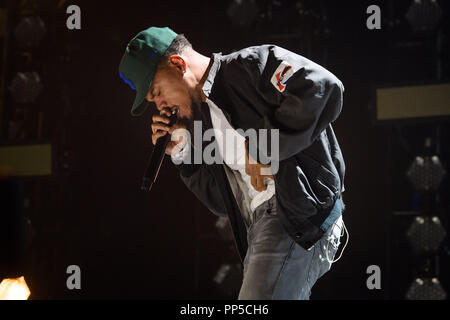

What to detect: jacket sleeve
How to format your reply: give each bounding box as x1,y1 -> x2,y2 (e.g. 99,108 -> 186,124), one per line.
229,45 -> 345,163
172,145 -> 228,218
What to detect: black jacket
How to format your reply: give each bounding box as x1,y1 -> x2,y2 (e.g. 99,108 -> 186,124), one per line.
175,45 -> 345,263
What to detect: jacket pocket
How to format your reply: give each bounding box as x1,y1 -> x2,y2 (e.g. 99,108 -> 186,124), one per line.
294,152 -> 339,206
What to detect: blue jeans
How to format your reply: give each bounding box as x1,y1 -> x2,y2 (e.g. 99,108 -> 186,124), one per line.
238,195 -> 344,300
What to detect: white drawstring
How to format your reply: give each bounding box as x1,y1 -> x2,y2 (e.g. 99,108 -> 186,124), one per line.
325,219 -> 349,263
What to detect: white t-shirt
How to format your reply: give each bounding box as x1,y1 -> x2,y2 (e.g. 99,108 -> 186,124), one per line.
206,99 -> 275,213
171,100 -> 275,214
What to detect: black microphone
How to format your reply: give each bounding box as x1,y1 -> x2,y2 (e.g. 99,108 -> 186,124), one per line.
141,106 -> 179,192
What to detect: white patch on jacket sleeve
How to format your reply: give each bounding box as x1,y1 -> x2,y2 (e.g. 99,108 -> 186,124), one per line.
270,61 -> 294,93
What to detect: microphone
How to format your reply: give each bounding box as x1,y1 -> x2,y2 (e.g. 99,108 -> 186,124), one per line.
141,106 -> 179,192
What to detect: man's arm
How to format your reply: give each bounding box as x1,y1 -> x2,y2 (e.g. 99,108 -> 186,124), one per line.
151,109 -> 228,217
226,45 -> 345,163
171,142 -> 228,218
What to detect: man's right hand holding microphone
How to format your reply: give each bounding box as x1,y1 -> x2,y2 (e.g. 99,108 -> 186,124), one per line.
151,107 -> 190,160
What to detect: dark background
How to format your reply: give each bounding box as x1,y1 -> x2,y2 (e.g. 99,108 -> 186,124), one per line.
0,0 -> 449,299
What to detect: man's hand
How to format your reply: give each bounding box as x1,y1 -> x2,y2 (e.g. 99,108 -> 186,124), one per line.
245,139 -> 274,192
151,107 -> 188,156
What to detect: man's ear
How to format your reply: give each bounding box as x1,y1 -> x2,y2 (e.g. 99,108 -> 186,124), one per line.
168,55 -> 186,74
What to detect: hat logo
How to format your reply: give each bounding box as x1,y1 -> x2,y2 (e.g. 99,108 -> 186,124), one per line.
149,49 -> 157,59
120,72 -> 136,90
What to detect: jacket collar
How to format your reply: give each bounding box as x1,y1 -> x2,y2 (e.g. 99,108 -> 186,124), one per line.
200,52 -> 234,125
201,52 -> 222,98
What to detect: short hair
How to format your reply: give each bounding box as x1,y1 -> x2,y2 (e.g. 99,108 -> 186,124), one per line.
164,34 -> 192,57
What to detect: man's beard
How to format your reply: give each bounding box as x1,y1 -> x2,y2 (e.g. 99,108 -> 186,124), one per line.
176,93 -> 203,141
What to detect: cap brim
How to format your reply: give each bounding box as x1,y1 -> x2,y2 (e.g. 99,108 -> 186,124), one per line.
130,74 -> 153,117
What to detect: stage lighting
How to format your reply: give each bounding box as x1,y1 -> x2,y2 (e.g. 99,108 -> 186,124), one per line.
405,0 -> 442,32
14,16 -> 46,48
214,216 -> 234,242
406,277 -> 447,300
0,276 -> 30,300
406,216 -> 446,255
406,156 -> 446,191
8,72 -> 43,104
213,263 -> 242,297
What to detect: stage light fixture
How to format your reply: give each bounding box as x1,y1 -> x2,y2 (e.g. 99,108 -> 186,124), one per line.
406,155 -> 446,191
14,16 -> 46,48
406,216 -> 446,255
405,0 -> 442,32
8,72 -> 43,104
406,277 -> 447,300
0,276 -> 30,300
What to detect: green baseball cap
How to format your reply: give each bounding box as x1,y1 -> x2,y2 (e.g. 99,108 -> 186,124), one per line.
119,27 -> 177,117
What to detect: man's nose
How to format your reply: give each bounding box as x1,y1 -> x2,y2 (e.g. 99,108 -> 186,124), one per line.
153,98 -> 167,112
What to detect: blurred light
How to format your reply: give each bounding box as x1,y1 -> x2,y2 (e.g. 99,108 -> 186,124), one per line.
213,264 -> 231,284
406,277 -> 447,300
215,216 -> 234,242
405,0 -> 442,32
213,263 -> 242,297
406,216 -> 446,254
9,72 -> 43,103
0,276 -> 30,300
14,16 -> 46,48
406,155 -> 446,191
226,0 -> 260,28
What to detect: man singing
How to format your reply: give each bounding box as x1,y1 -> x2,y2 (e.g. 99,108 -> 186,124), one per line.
119,26 -> 347,300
